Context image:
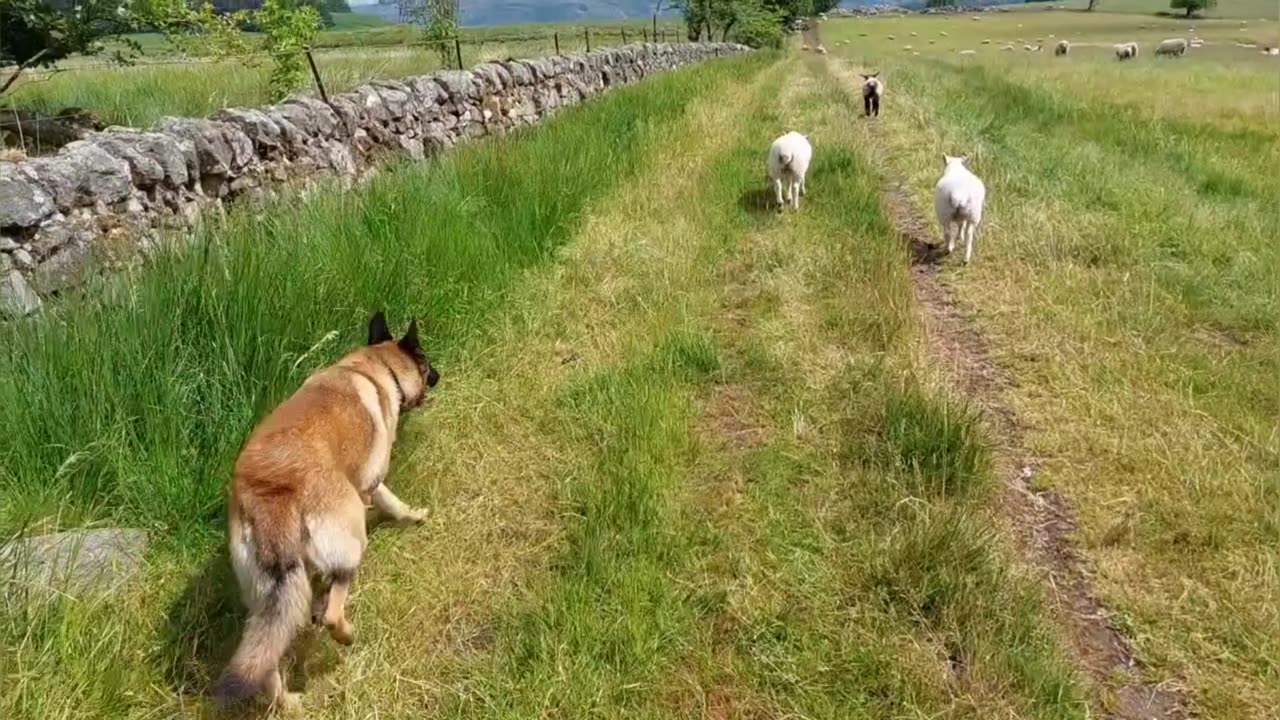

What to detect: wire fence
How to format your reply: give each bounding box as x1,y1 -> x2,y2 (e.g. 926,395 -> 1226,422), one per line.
10,26 -> 691,76
1,24 -> 696,153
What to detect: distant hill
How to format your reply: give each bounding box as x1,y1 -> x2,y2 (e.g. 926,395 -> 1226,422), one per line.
345,0 -> 1030,28
347,0 -> 679,27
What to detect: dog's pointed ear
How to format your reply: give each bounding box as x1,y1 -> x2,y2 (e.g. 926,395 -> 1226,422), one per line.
398,318 -> 421,354
368,311 -> 392,345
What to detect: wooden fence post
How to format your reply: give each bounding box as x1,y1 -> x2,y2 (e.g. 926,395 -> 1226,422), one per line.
304,50 -> 329,104
454,38 -> 463,70
554,32 -> 560,56
585,27 -> 591,53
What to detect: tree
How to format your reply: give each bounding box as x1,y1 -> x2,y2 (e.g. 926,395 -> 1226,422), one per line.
405,0 -> 457,66
1088,0 -> 1099,10
0,0 -> 139,97
926,0 -> 958,7
1169,0 -> 1216,18
674,0 -> 787,47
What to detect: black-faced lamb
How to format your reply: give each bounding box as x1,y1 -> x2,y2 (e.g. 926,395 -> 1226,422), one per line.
861,73 -> 884,118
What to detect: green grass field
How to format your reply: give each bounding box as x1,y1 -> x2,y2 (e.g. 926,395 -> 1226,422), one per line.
1,5 -> 1277,720
1041,0 -> 1279,19
5,18 -> 688,129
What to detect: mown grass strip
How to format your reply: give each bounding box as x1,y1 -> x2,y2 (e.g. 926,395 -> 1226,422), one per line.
837,48 -> 1277,718
0,55 -> 768,540
652,57 -> 1085,719
417,61 -> 783,720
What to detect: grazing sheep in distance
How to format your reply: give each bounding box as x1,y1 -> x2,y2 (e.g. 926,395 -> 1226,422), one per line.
802,44 -> 811,51
934,155 -> 987,265
903,45 -> 913,51
1114,42 -> 1139,60
768,132 -> 813,212
982,39 -> 991,44
939,31 -> 948,37
1002,45 -> 1015,52
816,45 -> 828,55
887,34 -> 896,40
861,72 -> 884,117
1156,38 -> 1189,57
1055,40 -> 1070,56
959,49 -> 976,55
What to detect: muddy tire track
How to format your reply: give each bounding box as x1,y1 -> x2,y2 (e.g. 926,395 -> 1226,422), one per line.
824,59 -> 1188,720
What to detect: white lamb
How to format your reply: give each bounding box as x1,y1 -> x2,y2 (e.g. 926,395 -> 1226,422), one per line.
1055,39 -> 1070,56
768,132 -> 813,212
1114,42 -> 1139,60
934,155 -> 986,265
1155,38 -> 1188,57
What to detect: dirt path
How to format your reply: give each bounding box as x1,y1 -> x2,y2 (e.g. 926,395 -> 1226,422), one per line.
824,58 -> 1188,720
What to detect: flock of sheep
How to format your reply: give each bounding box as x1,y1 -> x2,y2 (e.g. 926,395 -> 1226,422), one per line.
766,73 -> 986,265
775,16 -> 1278,264
990,36 -> 1194,58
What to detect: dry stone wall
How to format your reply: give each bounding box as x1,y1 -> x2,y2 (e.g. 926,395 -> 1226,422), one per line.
0,42 -> 750,316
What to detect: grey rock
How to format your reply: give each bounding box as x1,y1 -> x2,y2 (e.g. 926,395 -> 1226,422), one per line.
0,269 -> 42,316
327,96 -> 360,137
95,134 -> 166,187
472,63 -> 511,93
0,528 -> 148,597
30,240 -> 92,293
30,216 -> 74,258
284,97 -> 339,138
155,118 -> 253,177
26,143 -> 131,210
0,169 -> 54,227
214,108 -> 282,153
407,76 -> 445,106
396,135 -> 425,160
12,248 -> 34,270
433,70 -> 477,100
503,60 -> 534,87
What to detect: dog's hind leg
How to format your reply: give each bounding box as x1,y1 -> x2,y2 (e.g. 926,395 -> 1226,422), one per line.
306,489 -> 366,646
320,569 -> 356,645
371,484 -> 426,526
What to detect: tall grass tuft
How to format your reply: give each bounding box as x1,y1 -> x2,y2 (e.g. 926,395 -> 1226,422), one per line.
0,56 -> 765,539
882,385 -> 988,500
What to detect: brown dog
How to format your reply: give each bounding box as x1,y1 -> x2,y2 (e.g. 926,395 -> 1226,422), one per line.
213,312 -> 439,709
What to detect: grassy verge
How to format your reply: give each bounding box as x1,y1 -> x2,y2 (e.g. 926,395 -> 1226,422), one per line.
824,18 -> 1279,717
0,54 -> 770,720
8,22 -> 692,129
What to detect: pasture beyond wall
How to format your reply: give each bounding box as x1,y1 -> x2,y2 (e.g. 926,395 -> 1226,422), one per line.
0,42 -> 750,316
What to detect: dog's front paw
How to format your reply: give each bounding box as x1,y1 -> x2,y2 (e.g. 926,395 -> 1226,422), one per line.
402,508 -> 428,526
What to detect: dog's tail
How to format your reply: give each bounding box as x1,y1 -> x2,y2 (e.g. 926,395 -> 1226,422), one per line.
213,503 -> 309,705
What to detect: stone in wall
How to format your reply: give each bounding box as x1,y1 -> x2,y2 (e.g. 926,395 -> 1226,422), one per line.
0,42 -> 751,317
